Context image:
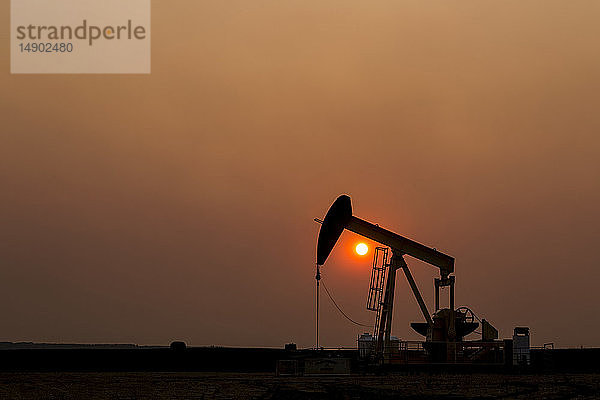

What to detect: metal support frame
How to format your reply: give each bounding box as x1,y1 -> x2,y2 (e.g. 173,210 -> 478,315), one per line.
397,254 -> 434,328
375,261 -> 397,361
375,251 -> 435,362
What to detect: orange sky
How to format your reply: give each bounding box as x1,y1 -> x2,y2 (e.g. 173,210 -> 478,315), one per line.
1,1 -> 599,348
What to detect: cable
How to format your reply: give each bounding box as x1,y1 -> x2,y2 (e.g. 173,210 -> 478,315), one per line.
321,279 -> 371,328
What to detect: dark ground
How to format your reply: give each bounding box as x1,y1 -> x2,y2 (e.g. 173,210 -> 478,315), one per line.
0,372 -> 598,399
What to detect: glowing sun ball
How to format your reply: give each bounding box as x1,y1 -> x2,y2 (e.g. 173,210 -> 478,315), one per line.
355,243 -> 369,256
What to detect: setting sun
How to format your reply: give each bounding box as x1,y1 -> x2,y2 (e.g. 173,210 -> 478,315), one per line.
355,243 -> 369,256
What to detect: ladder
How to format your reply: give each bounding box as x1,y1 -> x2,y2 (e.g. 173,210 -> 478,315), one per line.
367,247 -> 389,338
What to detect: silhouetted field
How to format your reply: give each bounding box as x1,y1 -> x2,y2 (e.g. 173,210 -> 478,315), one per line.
0,372 -> 598,399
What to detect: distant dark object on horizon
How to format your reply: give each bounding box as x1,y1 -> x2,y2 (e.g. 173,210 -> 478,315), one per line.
284,343 -> 297,351
170,341 -> 186,351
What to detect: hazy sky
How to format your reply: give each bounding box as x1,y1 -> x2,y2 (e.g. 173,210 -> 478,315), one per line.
1,1 -> 599,348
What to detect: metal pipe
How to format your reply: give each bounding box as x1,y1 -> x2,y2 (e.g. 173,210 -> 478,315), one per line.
315,265 -> 320,350
434,278 -> 440,311
450,279 -> 454,311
